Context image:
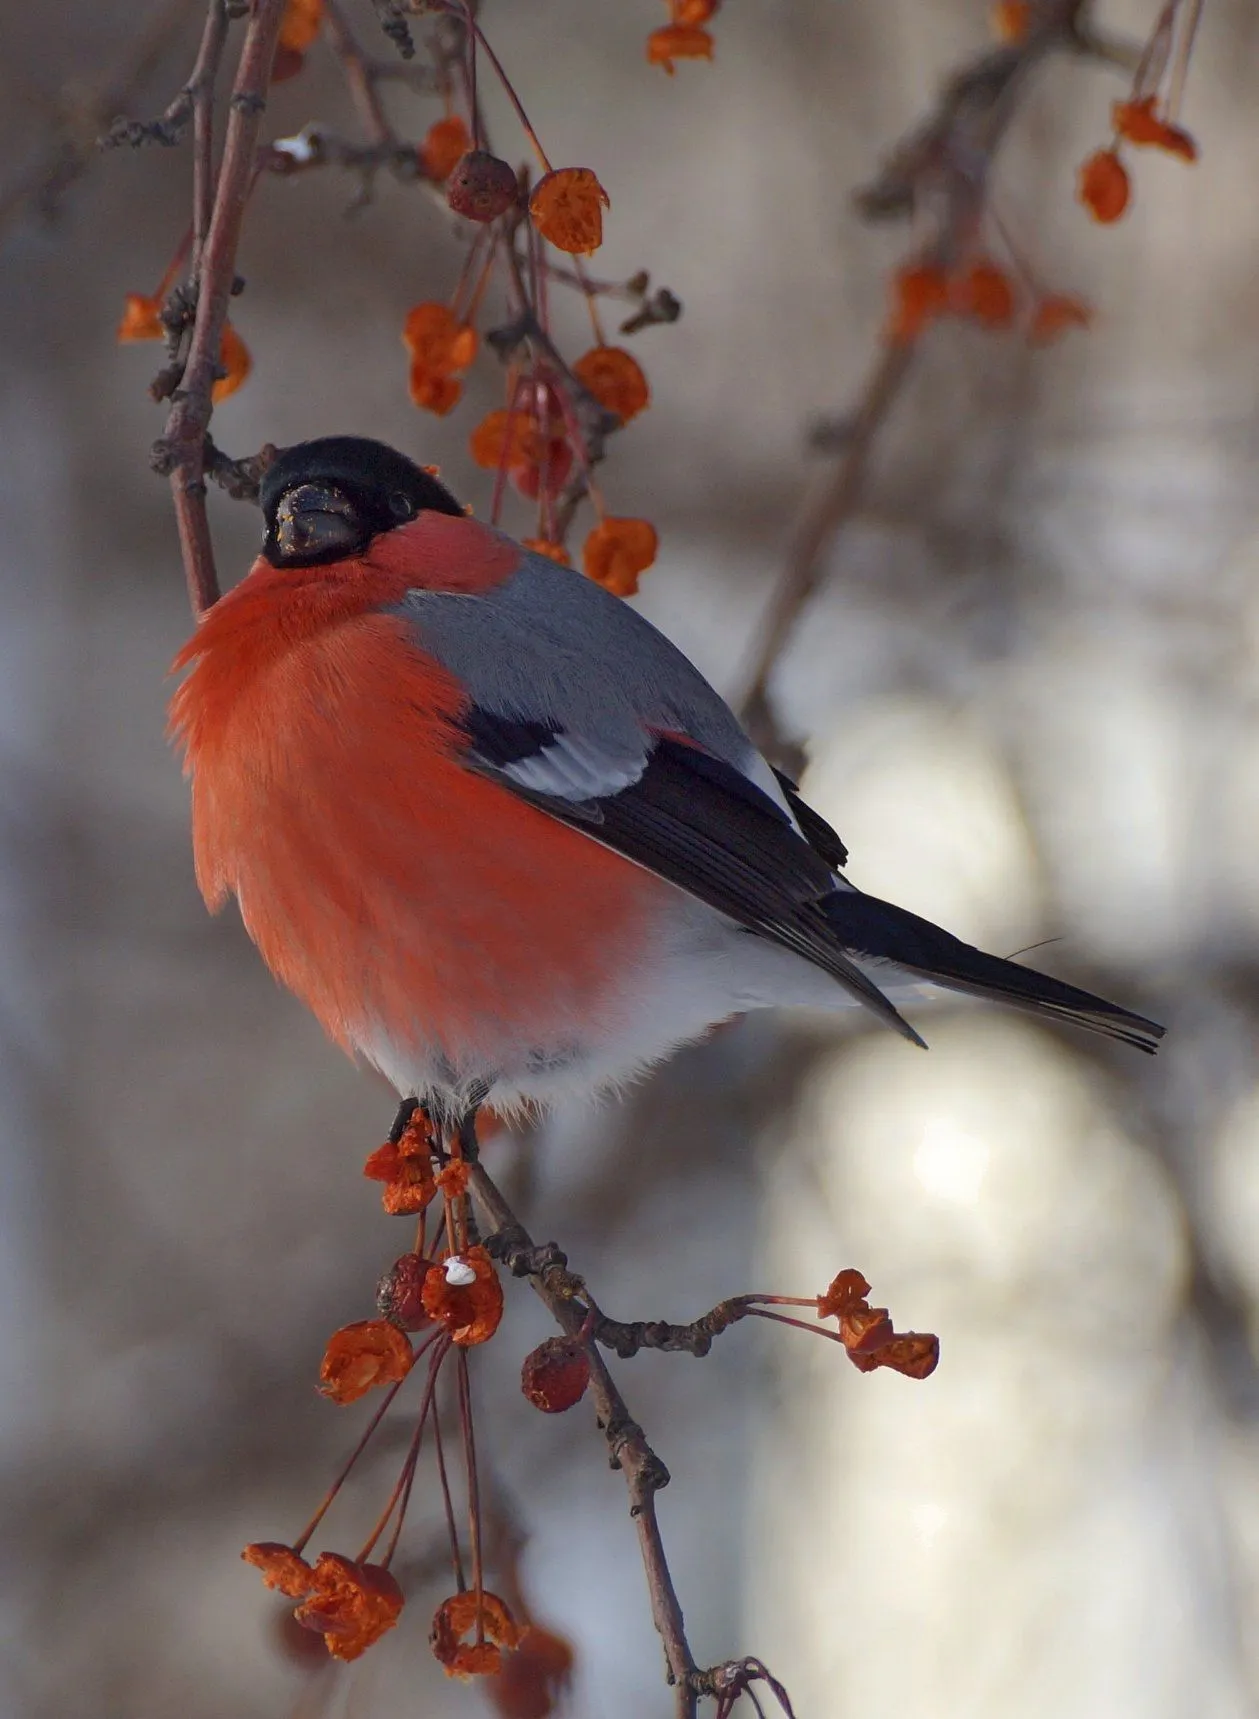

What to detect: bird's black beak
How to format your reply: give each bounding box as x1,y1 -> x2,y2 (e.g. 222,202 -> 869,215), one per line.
274,482 -> 363,562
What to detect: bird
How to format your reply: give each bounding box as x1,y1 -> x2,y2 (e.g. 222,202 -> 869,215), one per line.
169,435 -> 1163,1125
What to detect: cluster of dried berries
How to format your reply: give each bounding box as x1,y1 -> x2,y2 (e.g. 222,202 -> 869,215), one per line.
816,1270 -> 939,1379
400,62 -> 659,589
118,0 -> 666,596
245,1544 -> 404,1661
1077,0 -> 1199,225
242,1103 -> 580,1709
647,0 -> 721,73
886,255 -> 1091,348
241,1096 -> 937,1686
1078,95 -> 1198,225
401,302 -> 479,418
371,4 -> 658,582
116,227 -> 252,401
362,1102 -> 441,1213
734,1269 -> 940,1380
425,356 -> 656,591
400,285 -> 658,588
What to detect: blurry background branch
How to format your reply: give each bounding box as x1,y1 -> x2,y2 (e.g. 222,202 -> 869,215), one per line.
741,0 -> 1110,764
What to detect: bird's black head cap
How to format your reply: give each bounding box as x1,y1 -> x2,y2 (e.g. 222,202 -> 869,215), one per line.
260,436 -> 465,568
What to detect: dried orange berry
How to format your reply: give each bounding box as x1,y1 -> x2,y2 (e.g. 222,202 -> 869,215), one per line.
469,408 -> 545,472
848,1331 -> 940,1380
403,301 -> 456,354
486,1623 -> 575,1718
116,292 -> 164,342
431,1590 -> 523,1679
1112,95 -> 1197,161
294,1552 -> 404,1662
212,322 -> 251,402
409,367 -> 463,417
318,1319 -> 413,1404
671,0 -> 719,21
1028,292 -> 1092,344
421,113 -> 473,182
839,1302 -> 896,1353
242,1542 -> 315,1598
886,261 -> 950,343
272,0 -> 322,80
572,345 -> 650,424
279,0 -> 323,54
377,1252 -> 433,1330
990,0 -> 1030,40
448,150 -> 519,222
647,23 -> 714,72
582,517 -> 657,597
817,1268 -> 940,1380
421,1246 -> 504,1346
361,1141 -> 400,1181
436,1158 -> 470,1199
817,1267 -> 872,1321
363,1132 -> 438,1214
951,257 -> 1016,327
522,538 -> 571,565
521,1336 -> 591,1413
1078,148 -> 1130,223
528,168 -> 609,255
402,302 -> 478,372
271,44 -> 306,80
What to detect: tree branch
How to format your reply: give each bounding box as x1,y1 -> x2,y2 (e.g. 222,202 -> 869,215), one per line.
154,0 -> 286,619
467,1160 -> 703,1716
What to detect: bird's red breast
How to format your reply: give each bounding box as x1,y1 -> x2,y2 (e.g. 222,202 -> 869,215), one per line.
169,515 -> 671,1071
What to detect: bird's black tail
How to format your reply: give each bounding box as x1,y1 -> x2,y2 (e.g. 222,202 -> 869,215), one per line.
822,890 -> 1165,1053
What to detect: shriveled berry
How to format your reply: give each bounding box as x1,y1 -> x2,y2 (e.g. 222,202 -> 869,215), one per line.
1078,149 -> 1130,224
447,151 -> 519,223
318,1320 -> 413,1404
520,1335 -> 591,1413
377,1252 -> 432,1330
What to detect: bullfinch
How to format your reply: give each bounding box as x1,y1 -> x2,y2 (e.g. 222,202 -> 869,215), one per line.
169,435 -> 1163,1121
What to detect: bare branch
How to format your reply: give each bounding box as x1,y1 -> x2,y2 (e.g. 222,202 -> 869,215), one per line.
154,0 -> 286,619
467,1160 -> 703,1715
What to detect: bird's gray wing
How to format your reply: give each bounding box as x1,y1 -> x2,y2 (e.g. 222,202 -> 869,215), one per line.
394,551 -> 919,1040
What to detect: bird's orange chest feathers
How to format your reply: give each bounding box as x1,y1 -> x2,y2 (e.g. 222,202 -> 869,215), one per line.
169,517 -> 661,1068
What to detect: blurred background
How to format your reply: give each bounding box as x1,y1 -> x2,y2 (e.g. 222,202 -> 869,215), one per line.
2,0 -> 1258,1714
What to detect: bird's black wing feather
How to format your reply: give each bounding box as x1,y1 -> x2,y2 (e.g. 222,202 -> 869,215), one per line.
772,767 -> 849,870
822,891 -> 1164,1052
461,721 -> 923,1043
460,714 -> 1165,1054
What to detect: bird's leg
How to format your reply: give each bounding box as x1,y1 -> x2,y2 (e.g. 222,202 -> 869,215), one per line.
455,1107 -> 480,1163
453,1079 -> 492,1163
387,1094 -> 419,1144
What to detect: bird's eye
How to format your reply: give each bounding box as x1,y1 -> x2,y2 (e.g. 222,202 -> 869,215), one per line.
389,492 -> 415,521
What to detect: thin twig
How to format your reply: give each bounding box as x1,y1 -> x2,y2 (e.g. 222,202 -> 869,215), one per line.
322,0 -> 396,149
190,0 -> 229,272
1165,0 -> 1204,119
466,1160 -> 702,1717
154,0 -> 286,618
0,0 -> 195,239
740,339 -> 915,766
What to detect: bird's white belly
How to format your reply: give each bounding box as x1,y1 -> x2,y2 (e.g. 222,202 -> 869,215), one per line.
349,893 -> 914,1114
